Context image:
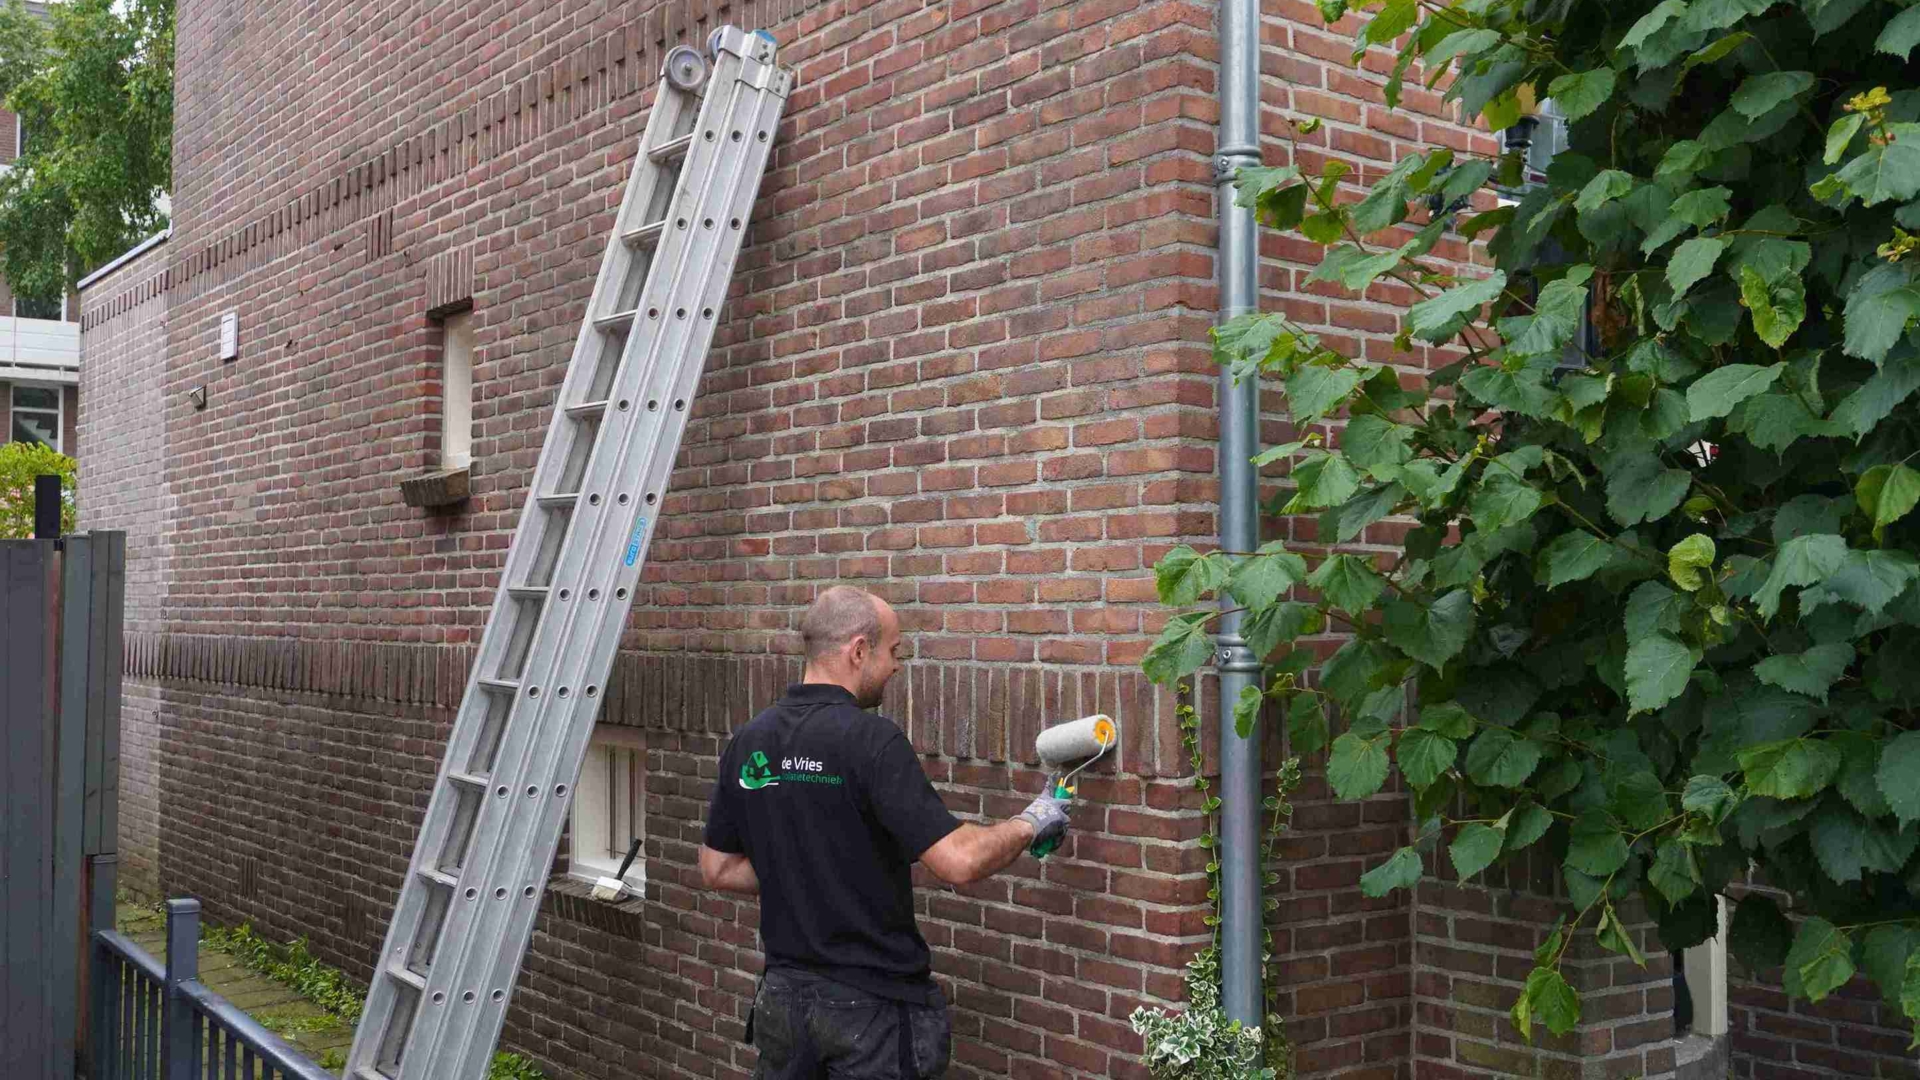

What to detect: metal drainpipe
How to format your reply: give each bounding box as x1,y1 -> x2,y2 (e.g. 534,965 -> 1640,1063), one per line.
1213,0 -> 1264,1030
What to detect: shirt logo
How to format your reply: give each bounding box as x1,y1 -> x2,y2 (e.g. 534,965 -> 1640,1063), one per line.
739,750 -> 779,790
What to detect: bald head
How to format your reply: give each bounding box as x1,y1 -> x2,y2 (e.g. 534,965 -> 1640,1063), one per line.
801,585 -> 886,662
799,586 -> 903,708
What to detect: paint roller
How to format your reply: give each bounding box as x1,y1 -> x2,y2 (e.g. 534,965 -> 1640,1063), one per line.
1029,714 -> 1118,859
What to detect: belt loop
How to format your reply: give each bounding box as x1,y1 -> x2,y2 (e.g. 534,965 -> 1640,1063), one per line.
896,1002 -> 915,1078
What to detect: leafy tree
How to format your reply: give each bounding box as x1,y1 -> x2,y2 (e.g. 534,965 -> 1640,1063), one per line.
1146,0 -> 1920,1041
0,439 -> 74,536
0,0 -> 171,302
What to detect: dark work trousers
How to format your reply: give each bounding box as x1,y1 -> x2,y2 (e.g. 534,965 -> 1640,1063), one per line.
748,968 -> 952,1080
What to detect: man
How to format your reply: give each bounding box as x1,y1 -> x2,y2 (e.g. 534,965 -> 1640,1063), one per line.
699,585 -> 1071,1079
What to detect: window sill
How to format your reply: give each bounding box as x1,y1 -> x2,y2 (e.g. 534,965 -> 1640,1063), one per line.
399,466 -> 470,509
544,871 -> 647,938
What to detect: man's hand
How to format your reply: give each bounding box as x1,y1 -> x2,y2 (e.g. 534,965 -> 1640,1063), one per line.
1015,792 -> 1070,848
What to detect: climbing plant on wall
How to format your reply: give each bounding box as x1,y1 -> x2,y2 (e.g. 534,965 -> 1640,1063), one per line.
1145,0 -> 1920,1038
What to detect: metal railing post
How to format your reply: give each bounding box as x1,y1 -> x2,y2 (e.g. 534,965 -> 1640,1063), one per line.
87,854 -> 119,1079
162,899 -> 198,1080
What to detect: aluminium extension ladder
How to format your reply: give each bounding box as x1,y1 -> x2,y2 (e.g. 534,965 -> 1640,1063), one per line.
345,27 -> 793,1080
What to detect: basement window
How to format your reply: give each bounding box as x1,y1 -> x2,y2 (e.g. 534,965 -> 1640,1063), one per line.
569,726 -> 645,893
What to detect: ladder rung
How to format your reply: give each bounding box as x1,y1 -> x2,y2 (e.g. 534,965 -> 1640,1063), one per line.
594,309 -> 637,332
647,133 -> 695,163
420,868 -> 458,890
355,1067 -> 385,1080
563,401 -> 607,421
478,677 -> 519,695
447,770 -> 487,790
506,585 -> 549,602
621,221 -> 666,248
389,967 -> 427,992
536,492 -> 578,510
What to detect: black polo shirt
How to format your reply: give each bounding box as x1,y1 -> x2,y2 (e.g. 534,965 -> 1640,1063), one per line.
703,683 -> 961,1004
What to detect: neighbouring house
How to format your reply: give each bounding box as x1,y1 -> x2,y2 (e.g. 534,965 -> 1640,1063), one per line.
0,0 -> 80,459
73,1 -> 1911,1078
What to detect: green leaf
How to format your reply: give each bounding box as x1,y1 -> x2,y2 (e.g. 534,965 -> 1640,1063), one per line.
1308,553 -> 1387,613
1670,186 -> 1734,227
1857,463 -> 1920,539
1627,581 -> 1691,639
1668,534 -> 1717,592
1740,266 -> 1807,349
1668,236 -> 1728,296
1339,415 -> 1414,478
1396,727 -> 1456,788
1288,691 -> 1330,755
1244,601 -> 1324,659
1650,837 -> 1701,905
1507,802 -> 1553,851
1156,545 -> 1229,605
1251,439 -> 1310,468
1657,140 -> 1713,182
1834,125 -> 1920,207
1824,112 -> 1866,165
1830,350 -> 1920,437
1803,550 -> 1920,615
1627,633 -> 1700,714
1565,812 -> 1631,876
1809,804 -> 1919,883
1461,363 -> 1557,418
1738,738 -> 1843,799
1356,0 -> 1419,54
1681,29 -> 1754,71
1465,727 -> 1543,788
1865,926 -> 1919,1005
1541,530 -> 1613,587
1382,590 -> 1477,668
1407,272 -> 1506,342
1756,534 -> 1850,619
1287,365 -> 1367,427
1426,27 -> 1501,71
1683,775 -> 1740,822
1841,271 -> 1920,363
1509,266 -> 1595,358
1730,894 -> 1793,970
1143,612 -> 1215,684
1877,731 -> 1920,826
1547,68 -> 1616,122
1754,643 -> 1855,703
1359,845 -> 1423,898
1575,169 -> 1635,214
1876,5 -> 1920,60
1620,0 -> 1689,52
1233,684 -> 1264,740
1785,918 -> 1856,1003
1512,966 -> 1581,1042
1284,452 -> 1364,512
1903,951 -> 1920,1030
1606,454 -> 1692,527
1450,823 -> 1505,881
1730,70 -> 1812,119
1329,729 -> 1391,799
1471,474 -> 1546,532
1226,543 -> 1310,611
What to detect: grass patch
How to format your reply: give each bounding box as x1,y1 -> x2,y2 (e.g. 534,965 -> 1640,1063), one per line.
202,922 -> 548,1080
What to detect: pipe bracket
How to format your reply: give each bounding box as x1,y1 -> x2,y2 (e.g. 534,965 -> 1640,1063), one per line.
1210,633 -> 1264,673
1213,146 -> 1262,185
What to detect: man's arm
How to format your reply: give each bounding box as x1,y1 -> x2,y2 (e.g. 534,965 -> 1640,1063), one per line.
699,845 -> 760,895
919,819 -> 1036,886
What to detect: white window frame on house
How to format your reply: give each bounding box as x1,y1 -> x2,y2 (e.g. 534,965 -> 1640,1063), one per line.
12,294 -> 66,321
10,381 -> 62,453
568,725 -> 645,890
440,309 -> 473,470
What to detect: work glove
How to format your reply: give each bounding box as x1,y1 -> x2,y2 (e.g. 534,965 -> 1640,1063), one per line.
1016,792 -> 1070,847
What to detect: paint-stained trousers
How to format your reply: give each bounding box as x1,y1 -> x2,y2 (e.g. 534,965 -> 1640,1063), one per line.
748,968 -> 952,1080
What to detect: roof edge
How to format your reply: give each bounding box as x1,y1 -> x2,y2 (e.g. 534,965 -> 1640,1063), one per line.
77,227 -> 170,292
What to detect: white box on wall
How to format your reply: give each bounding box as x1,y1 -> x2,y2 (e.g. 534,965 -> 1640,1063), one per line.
219,311 -> 238,360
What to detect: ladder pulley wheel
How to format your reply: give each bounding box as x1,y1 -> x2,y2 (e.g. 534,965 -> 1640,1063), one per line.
665,45 -> 709,92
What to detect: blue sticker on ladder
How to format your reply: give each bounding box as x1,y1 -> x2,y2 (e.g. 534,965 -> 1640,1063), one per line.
623,515 -> 653,567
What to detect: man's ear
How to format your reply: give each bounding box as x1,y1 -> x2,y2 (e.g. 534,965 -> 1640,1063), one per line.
848,635 -> 870,667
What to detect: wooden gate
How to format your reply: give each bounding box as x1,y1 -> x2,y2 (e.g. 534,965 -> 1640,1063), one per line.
1,533 -> 126,1080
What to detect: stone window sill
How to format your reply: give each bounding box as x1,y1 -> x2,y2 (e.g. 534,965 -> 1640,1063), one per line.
399,466 -> 470,508
544,872 -> 647,938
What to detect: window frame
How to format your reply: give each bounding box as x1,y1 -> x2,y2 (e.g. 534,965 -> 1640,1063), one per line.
12,294 -> 65,322
10,381 -> 62,453
567,725 -> 645,890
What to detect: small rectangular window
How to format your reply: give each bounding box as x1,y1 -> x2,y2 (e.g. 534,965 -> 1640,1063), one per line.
14,295 -> 61,321
11,383 -> 61,452
441,311 -> 473,470
569,726 -> 645,890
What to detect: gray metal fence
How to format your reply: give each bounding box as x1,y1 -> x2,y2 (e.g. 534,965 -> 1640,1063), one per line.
2,533 -> 125,1080
90,892 -> 337,1080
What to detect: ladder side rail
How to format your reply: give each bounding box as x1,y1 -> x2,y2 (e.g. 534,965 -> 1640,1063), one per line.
345,58 -> 708,1080
426,51 -> 786,1079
